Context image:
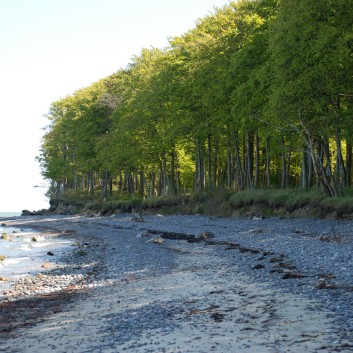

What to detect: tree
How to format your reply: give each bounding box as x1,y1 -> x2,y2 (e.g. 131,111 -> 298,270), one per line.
270,0 -> 353,196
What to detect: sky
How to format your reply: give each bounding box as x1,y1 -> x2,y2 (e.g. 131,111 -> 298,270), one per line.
0,0 -> 229,212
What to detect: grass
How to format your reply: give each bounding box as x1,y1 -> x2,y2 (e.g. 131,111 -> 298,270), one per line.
49,187 -> 353,219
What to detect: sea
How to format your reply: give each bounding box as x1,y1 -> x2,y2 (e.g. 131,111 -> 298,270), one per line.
0,213 -> 73,292
0,212 -> 21,218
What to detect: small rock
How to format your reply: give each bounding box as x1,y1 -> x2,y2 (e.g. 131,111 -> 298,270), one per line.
62,229 -> 76,235
270,256 -> 285,263
47,251 -> 55,256
31,236 -> 38,242
279,262 -> 296,270
76,250 -> 88,256
153,237 -> 164,244
1,223 -> 6,227
248,228 -> 263,234
253,264 -> 265,270
316,280 -> 339,289
197,231 -> 215,239
136,231 -> 150,238
282,273 -> 305,279
131,213 -> 144,222
41,262 -> 53,269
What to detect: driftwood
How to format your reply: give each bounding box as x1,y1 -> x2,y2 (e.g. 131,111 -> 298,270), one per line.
147,229 -> 196,241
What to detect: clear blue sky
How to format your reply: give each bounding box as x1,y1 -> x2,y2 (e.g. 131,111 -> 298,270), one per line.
0,0 -> 229,212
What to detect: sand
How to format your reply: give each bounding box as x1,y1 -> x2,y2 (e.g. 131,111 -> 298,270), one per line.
0,214 -> 351,353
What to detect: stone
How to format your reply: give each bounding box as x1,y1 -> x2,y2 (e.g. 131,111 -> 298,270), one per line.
31,236 -> 38,242
278,262 -> 296,270
1,223 -> 6,227
282,272 -> 305,279
1,234 -> 10,240
253,264 -> 265,270
62,229 -> 76,234
47,251 -> 55,256
41,262 -> 53,269
248,228 -> 263,234
270,256 -> 285,263
131,213 -> 144,222
153,237 -> 164,244
197,231 -> 215,240
316,280 -> 339,289
136,231 -> 150,238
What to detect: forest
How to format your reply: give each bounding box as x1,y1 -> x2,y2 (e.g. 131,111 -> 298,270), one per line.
38,0 -> 353,202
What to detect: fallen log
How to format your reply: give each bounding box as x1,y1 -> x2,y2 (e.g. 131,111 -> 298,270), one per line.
147,229 -> 196,241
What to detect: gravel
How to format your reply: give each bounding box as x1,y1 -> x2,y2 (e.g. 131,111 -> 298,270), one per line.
1,213 -> 353,352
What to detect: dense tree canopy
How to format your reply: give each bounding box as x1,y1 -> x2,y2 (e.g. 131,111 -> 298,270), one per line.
38,0 -> 353,199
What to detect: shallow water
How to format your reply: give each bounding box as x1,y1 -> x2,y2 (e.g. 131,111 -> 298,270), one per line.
0,225 -> 72,286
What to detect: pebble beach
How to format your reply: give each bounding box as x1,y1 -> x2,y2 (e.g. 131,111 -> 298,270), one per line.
1,213 -> 353,352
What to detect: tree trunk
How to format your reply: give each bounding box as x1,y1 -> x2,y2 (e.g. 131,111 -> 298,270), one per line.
301,148 -> 308,189
280,135 -> 287,189
346,141 -> 352,187
127,173 -> 134,195
170,149 -> 176,195
101,171 -> 108,198
265,136 -> 271,188
72,147 -> 77,190
303,128 -> 337,197
207,134 -> 212,189
88,172 -> 94,194
254,129 -> 260,189
118,171 -> 123,193
227,139 -> 233,189
233,130 -> 244,190
335,129 -> 345,194
246,131 -> 254,189
139,171 -> 144,197
195,139 -> 203,192
213,139 -> 219,188
149,172 -> 156,197
162,151 -> 167,196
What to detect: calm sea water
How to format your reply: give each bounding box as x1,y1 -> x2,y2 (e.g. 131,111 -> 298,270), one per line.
0,220 -> 73,292
0,212 -> 21,218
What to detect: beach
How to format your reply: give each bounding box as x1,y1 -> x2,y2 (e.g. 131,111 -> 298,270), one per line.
1,214 -> 353,352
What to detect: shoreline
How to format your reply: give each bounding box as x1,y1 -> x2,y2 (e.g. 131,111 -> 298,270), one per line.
0,225 -> 73,288
1,214 -> 353,352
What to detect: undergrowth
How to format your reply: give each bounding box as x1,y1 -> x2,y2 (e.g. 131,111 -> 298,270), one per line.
49,188 -> 353,219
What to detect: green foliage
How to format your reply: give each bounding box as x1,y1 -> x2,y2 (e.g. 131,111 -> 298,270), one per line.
39,0 -> 353,203
49,187 -> 353,219
230,188 -> 326,210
